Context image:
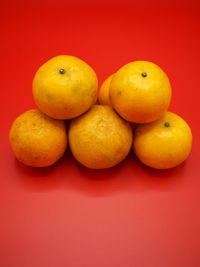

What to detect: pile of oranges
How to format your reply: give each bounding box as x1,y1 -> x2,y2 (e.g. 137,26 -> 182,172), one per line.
9,55 -> 192,169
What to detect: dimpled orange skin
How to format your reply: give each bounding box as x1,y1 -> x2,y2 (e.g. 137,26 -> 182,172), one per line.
110,61 -> 172,123
9,109 -> 67,167
98,74 -> 114,106
69,105 -> 133,169
133,111 -> 192,169
32,55 -> 98,119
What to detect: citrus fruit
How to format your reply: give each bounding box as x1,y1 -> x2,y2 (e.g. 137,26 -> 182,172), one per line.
110,60 -> 172,123
9,109 -> 67,167
69,105 -> 132,169
32,55 -> 98,119
133,111 -> 192,169
98,74 -> 114,106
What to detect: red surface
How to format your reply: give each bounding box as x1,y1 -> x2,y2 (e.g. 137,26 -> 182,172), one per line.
1,1 -> 200,266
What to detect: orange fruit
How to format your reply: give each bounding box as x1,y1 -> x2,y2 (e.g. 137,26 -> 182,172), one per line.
69,105 -> 132,169
32,55 -> 98,119
9,109 -> 67,167
133,111 -> 192,169
98,74 -> 114,106
110,61 -> 172,123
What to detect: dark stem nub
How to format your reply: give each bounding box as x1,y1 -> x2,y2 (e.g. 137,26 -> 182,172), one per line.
164,122 -> 170,127
141,72 -> 148,77
59,68 -> 65,74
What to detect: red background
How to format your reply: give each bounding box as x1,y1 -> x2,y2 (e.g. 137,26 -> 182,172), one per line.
1,0 -> 200,266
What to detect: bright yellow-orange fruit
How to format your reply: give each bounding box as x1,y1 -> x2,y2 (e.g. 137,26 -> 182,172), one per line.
98,74 -> 114,106
110,61 -> 172,123
32,55 -> 98,119
9,109 -> 67,167
133,111 -> 192,169
69,105 -> 132,169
